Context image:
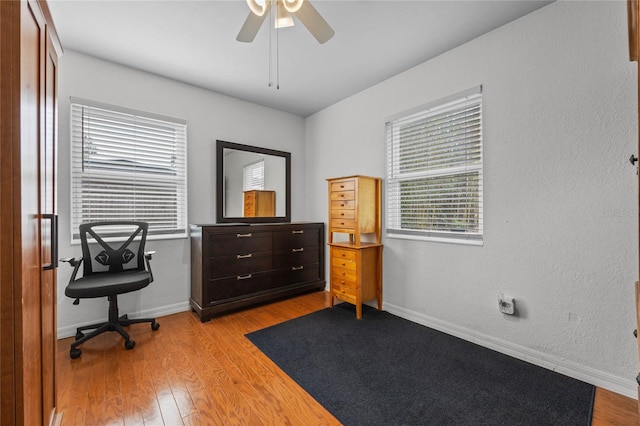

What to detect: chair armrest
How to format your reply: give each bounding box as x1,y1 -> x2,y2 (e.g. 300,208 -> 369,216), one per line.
144,251 -> 155,283
60,257 -> 83,268
60,257 -> 83,282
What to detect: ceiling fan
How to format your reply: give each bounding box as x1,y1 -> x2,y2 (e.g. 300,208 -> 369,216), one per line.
237,0 -> 335,44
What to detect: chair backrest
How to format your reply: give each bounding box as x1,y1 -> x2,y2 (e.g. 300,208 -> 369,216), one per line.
79,221 -> 148,276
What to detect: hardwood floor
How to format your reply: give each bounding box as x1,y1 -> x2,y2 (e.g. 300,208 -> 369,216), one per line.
56,291 -> 638,425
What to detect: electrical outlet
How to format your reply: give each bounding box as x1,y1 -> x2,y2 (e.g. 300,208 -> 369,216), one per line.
498,293 -> 515,315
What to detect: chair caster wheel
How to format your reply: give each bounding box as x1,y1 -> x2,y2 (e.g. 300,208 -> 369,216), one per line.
75,331 -> 84,341
125,340 -> 135,350
70,348 -> 82,359
151,322 -> 160,331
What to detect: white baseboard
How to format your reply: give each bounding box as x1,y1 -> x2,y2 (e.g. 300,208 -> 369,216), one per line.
57,301 -> 191,339
382,301 -> 638,400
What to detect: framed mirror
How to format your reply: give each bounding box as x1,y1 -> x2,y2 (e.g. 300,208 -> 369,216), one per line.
216,140 -> 291,223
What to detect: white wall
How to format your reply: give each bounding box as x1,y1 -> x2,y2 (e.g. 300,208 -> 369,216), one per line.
56,51 -> 306,337
305,1 -> 639,397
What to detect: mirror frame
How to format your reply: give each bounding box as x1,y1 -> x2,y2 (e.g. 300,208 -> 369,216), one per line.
216,140 -> 291,223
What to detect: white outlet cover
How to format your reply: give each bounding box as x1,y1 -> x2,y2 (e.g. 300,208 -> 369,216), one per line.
498,294 -> 515,315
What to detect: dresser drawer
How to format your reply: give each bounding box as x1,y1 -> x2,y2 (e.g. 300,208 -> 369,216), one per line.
330,190 -> 355,201
332,286 -> 357,302
332,255 -> 357,270
208,231 -> 272,256
331,209 -> 355,220
210,251 -> 272,279
331,200 -> 355,210
207,271 -> 273,304
273,226 -> 321,249
273,246 -> 319,268
330,179 -> 355,192
332,265 -> 357,282
330,218 -> 355,230
274,263 -> 322,285
332,247 -> 356,261
331,273 -> 357,290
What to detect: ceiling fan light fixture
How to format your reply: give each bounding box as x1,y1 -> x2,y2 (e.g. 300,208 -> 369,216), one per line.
247,0 -> 267,16
283,0 -> 304,14
275,5 -> 294,28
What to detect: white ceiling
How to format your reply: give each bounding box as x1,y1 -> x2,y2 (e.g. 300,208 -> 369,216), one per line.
48,0 -> 552,117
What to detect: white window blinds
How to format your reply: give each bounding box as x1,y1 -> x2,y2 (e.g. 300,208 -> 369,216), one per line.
70,100 -> 188,241
243,160 -> 265,191
386,87 -> 483,243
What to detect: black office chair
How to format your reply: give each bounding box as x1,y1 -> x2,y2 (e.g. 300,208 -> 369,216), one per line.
62,221 -> 160,359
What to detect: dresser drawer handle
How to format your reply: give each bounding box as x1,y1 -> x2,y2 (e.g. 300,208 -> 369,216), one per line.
237,253 -> 253,259
237,233 -> 252,238
340,203 -> 345,207
237,274 -> 252,280
292,266 -> 304,271
292,230 -> 304,234
292,248 -> 304,253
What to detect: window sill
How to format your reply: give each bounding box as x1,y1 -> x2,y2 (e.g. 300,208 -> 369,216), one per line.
385,232 -> 483,247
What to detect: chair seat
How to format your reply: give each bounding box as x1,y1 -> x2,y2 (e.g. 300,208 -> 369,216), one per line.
65,270 -> 151,299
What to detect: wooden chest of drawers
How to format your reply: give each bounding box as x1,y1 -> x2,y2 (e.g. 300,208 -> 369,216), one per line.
329,243 -> 382,319
328,175 -> 381,245
190,222 -> 325,321
243,190 -> 275,217
327,175 -> 383,319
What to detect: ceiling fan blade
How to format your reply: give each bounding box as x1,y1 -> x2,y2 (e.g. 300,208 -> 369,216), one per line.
295,1 -> 334,44
237,4 -> 271,43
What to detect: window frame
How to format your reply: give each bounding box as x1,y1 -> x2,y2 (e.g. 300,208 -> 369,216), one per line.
385,86 -> 483,246
69,98 -> 188,243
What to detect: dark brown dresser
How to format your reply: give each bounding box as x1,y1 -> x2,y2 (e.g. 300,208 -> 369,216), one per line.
190,222 -> 325,321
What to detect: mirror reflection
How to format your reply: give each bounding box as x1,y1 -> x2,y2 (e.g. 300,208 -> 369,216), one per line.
216,140 -> 291,223
222,150 -> 286,217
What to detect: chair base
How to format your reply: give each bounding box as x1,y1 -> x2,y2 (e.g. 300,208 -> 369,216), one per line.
70,294 -> 159,359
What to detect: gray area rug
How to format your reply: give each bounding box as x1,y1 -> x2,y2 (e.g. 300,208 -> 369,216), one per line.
246,303 -> 595,425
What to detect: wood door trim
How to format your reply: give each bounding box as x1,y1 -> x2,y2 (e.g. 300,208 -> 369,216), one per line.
628,0 -> 640,417
629,0 -> 639,61
0,2 -> 23,424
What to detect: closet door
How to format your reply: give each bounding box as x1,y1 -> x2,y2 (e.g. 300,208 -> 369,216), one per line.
0,0 -> 60,424
20,1 -> 46,423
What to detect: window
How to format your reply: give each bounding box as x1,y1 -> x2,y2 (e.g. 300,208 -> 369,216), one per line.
70,99 -> 187,242
385,87 -> 483,244
243,160 -> 265,191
